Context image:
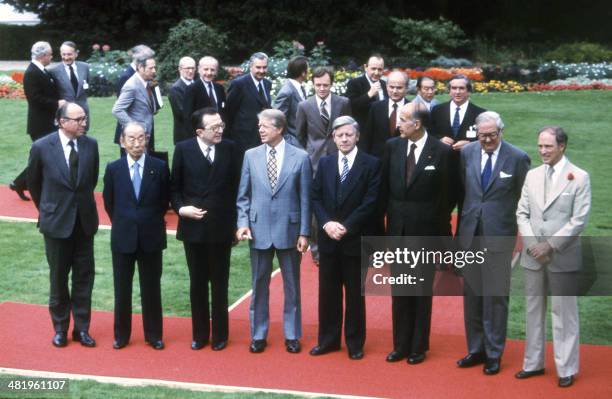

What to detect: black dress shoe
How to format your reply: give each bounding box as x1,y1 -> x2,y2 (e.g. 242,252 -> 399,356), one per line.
52,332 -> 67,348
407,352 -> 426,365
285,339 -> 301,353
483,358 -> 501,375
113,340 -> 128,349
457,352 -> 486,368
515,369 -> 545,379
212,341 -> 227,351
349,349 -> 364,360
9,182 -> 30,201
309,345 -> 340,356
191,340 -> 208,350
558,375 -> 574,388
147,340 -> 164,350
72,331 -> 96,347
386,351 -> 406,362
249,339 -> 267,353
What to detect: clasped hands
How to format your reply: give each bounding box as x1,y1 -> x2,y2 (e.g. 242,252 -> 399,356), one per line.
179,206 -> 207,220
324,221 -> 347,241
235,227 -> 309,254
441,136 -> 470,151
527,241 -> 553,266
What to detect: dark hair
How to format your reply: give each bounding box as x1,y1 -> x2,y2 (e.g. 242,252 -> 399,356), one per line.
416,76 -> 435,89
287,56 -> 309,79
60,41 -> 77,51
448,74 -> 472,92
367,53 -> 384,64
411,107 -> 431,130
312,66 -> 334,83
539,125 -> 568,147
191,107 -> 219,132
55,102 -> 73,122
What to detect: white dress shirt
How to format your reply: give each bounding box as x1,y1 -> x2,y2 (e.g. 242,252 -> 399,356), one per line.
316,95 -> 331,116
289,79 -> 306,101
388,98 -> 406,127
546,155 -> 568,186
58,130 -> 77,167
127,153 -> 145,180
181,77 -> 193,86
63,62 -> 79,80
449,100 -> 470,127
407,131 -> 428,164
251,74 -> 267,102
266,138 -> 286,178
338,146 -> 358,175
197,138 -> 216,163
32,59 -> 46,73
480,143 -> 501,173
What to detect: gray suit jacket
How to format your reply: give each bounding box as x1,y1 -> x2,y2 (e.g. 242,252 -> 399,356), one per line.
236,141 -> 312,250
48,61 -> 90,114
273,79 -> 305,138
296,94 -> 351,174
112,73 -> 156,134
412,94 -> 438,111
517,160 -> 591,272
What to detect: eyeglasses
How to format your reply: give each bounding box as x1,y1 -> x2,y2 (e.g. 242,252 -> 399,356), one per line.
124,135 -> 147,144
204,123 -> 225,132
63,116 -> 88,124
477,131 -> 500,140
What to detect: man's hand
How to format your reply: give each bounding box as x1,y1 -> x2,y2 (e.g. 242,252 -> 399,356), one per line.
451,140 -> 470,151
178,206 -> 207,220
440,136 -> 455,146
527,241 -> 553,260
236,227 -> 252,241
367,81 -> 381,98
324,221 -> 347,241
296,235 -> 309,253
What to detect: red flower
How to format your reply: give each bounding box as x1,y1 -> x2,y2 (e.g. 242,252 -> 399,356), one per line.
102,44 -> 111,52
567,172 -> 575,181
92,43 -> 100,51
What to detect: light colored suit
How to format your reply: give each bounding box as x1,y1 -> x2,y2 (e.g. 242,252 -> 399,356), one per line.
48,61 -> 90,117
273,79 -> 305,143
516,158 -> 591,377
112,73 -> 157,135
236,141 -> 312,340
412,94 -> 438,112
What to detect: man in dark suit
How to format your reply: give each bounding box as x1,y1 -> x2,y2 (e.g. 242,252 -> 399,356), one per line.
381,102 -> 451,365
363,70 -> 408,157
171,108 -> 241,351
103,122 -> 169,350
310,116 -> 381,360
168,56 -> 195,144
27,102 -> 99,348
345,54 -> 387,131
456,111 -> 530,375
225,52 -> 272,153
11,41 -> 62,201
273,55 -> 309,146
183,56 -> 227,139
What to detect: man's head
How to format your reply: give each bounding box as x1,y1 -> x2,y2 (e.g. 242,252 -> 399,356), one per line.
31,41 -> 52,66
364,54 -> 384,82
387,71 -> 408,102
198,56 -> 219,82
120,122 -> 147,160
136,55 -> 156,81
178,56 -> 196,81
332,116 -> 360,155
258,109 -> 286,147
287,55 -> 309,81
249,52 -> 268,81
417,76 -> 436,103
475,111 -> 504,153
192,107 -> 224,146
312,66 -> 334,100
56,102 -> 87,139
130,44 -> 154,63
59,41 -> 78,65
538,126 -> 567,166
398,102 -> 429,141
448,74 -> 472,106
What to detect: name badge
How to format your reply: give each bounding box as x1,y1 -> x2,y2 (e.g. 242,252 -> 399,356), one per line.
466,125 -> 477,139
83,81 -> 89,90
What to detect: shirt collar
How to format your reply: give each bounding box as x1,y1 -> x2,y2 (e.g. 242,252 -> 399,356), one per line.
251,73 -> 263,87
548,155 -> 567,173
452,100 -> 470,111
316,95 -> 330,106
135,72 -> 148,88
339,146 -> 358,162
180,77 -> 193,86
481,141 -> 502,157
32,60 -> 46,72
408,131 -> 428,148
127,153 -> 145,169
58,129 -> 75,148
267,138 -> 285,154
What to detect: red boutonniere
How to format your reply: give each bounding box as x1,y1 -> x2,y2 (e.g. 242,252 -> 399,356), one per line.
567,172 -> 575,181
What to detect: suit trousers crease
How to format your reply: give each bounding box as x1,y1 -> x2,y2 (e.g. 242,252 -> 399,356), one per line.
112,250 -> 163,342
184,242 -> 230,343
318,251 -> 365,352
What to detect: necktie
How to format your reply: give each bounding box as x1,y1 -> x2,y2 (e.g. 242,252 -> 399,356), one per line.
207,81 -> 217,110
340,156 -> 349,183
146,84 -> 156,112
132,161 -> 141,199
481,152 -> 493,190
320,100 -> 329,128
69,64 -> 78,94
544,166 -> 554,202
405,143 -> 416,185
258,81 -> 267,105
267,147 -> 278,191
68,140 -> 78,185
300,85 -> 307,100
451,106 -> 461,137
389,102 -> 398,135
204,146 -> 213,164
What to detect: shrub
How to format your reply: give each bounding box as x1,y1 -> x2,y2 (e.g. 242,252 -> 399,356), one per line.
86,48 -> 130,97
309,41 -> 331,68
430,56 -> 473,67
272,40 -> 305,59
545,42 -> 612,63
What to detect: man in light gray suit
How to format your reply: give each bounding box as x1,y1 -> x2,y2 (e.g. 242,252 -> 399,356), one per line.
412,76 -> 439,112
236,109 -> 311,354
112,54 -> 160,151
48,41 -> 90,130
273,55 -> 308,147
456,111 -> 530,375
515,126 -> 591,388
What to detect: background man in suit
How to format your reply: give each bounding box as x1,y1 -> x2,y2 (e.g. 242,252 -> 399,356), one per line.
168,56 -> 195,144
345,54 -> 387,131
171,108 -> 241,351
11,41 -> 62,201
103,122 -> 169,351
27,102 -> 99,348
113,54 -> 160,151
363,70 -> 408,157
49,41 -> 91,131
456,111 -> 530,375
515,126 -> 591,388
381,102 -> 451,365
310,116 -> 381,360
412,76 -> 439,112
236,109 -> 311,354
273,55 -> 309,147
183,56 -> 227,135
226,52 -> 272,153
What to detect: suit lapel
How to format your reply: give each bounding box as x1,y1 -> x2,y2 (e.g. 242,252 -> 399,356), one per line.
274,144 -> 294,193
120,157 -> 137,200
483,142 -> 507,193
325,154 -> 339,204
338,151 -> 365,204
308,98 -> 326,134
395,138 -> 408,189
75,136 -> 88,188
471,144 -> 483,195
534,165 -> 547,210
137,156 -> 154,202
51,133 -> 71,186
254,145 -> 273,194
247,77 -> 268,108
544,161 -> 571,210
329,95 -> 341,135
459,103 -> 476,133
406,136 -> 434,189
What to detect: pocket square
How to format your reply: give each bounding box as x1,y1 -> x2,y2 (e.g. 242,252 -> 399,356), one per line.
424,165 -> 436,170
499,171 -> 512,178
561,192 -> 572,196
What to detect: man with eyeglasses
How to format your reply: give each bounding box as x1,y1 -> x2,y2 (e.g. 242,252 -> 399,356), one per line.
412,76 -> 439,112
27,102 -> 99,348
171,108 -> 241,351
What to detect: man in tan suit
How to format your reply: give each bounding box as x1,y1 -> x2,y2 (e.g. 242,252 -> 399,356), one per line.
515,126 -> 591,388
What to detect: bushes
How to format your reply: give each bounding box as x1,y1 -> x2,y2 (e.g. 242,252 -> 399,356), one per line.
86,49 -> 130,97
545,42 -> 612,63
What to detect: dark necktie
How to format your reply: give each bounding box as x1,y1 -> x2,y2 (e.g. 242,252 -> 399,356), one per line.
146,84 -> 156,112
69,64 -> 78,94
300,85 -> 307,100
204,146 -> 213,164
267,147 -> 278,191
340,156 -> 349,183
68,140 -> 78,185
405,143 -> 417,185
207,81 -> 217,110
389,102 -> 398,136
258,81 -> 267,105
320,100 -> 329,128
132,161 -> 141,199
451,106 -> 461,137
481,152 -> 493,190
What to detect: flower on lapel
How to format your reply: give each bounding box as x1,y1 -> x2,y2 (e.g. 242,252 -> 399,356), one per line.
567,172 -> 575,181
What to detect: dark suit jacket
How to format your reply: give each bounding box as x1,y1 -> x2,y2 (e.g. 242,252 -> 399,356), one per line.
312,151 -> 381,255
103,155 -> 169,254
225,74 -> 272,151
345,74 -> 387,131
23,63 -> 59,140
171,138 -> 241,243
363,98 -> 407,158
430,101 -> 486,142
182,78 -> 227,137
27,131 -> 99,238
168,78 -> 190,144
